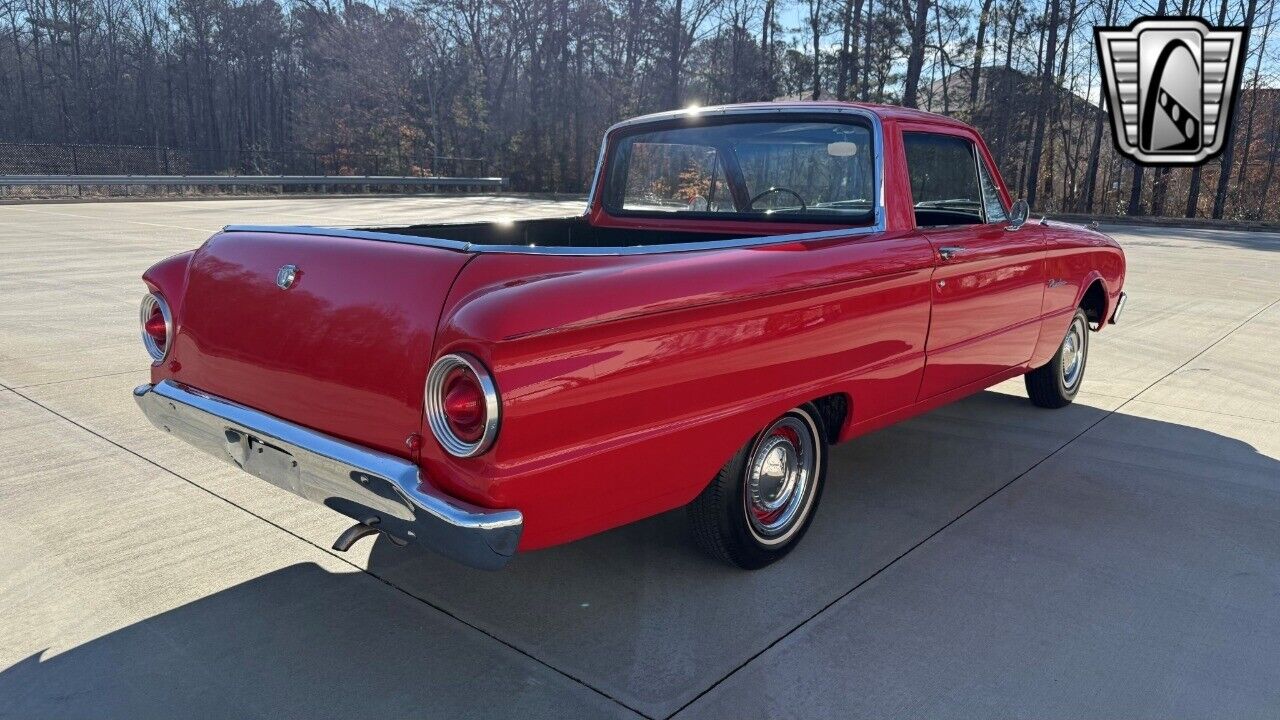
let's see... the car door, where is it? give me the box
[903,129,1048,399]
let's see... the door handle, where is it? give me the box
[938,246,965,261]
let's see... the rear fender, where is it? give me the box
[141,250,196,319]
[425,233,935,550]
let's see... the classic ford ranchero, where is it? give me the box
[135,102,1127,570]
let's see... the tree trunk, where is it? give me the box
[1255,100,1280,217]
[761,0,776,100]
[836,0,863,99]
[809,0,824,99]
[1082,97,1106,212]
[968,0,995,110]
[860,0,875,100]
[1211,0,1258,218]
[1082,0,1119,213]
[1235,0,1273,188]
[668,0,684,108]
[1024,0,1061,210]
[900,0,931,108]
[1188,0,1231,217]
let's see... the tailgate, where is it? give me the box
[170,230,471,457]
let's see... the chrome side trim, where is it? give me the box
[223,105,888,258]
[222,225,473,252]
[221,222,887,257]
[133,381,522,569]
[1109,291,1128,324]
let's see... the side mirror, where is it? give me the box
[1007,199,1029,231]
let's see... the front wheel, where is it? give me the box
[1025,308,1089,408]
[688,405,828,569]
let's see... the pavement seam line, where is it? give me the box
[1129,295,1280,406]
[6,205,217,233]
[10,370,144,390]
[666,292,1280,720]
[1122,397,1280,426]
[4,387,653,720]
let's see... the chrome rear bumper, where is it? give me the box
[133,381,522,570]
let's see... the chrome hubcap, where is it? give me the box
[745,414,817,545]
[1061,319,1085,389]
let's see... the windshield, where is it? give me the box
[604,118,875,223]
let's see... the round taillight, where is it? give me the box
[139,293,172,363]
[443,368,486,442]
[425,353,499,457]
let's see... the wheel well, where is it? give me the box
[1079,280,1107,327]
[810,393,849,444]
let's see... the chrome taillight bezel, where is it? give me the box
[139,293,173,364]
[425,353,500,457]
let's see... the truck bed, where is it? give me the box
[360,216,751,250]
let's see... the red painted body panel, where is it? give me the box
[139,101,1127,554]
[427,231,935,548]
[149,231,470,458]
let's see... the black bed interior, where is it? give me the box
[360,216,752,249]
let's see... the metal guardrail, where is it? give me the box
[0,174,507,187]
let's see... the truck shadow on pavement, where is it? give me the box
[5,392,1279,719]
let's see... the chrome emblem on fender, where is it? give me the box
[1095,17,1247,165]
[276,264,298,289]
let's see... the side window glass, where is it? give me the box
[902,132,984,227]
[977,157,1008,223]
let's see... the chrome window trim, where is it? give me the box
[222,105,887,257]
[139,292,173,364]
[425,353,501,457]
[585,104,886,231]
[973,147,1010,224]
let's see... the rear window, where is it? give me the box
[605,117,875,224]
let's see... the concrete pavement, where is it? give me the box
[1,197,1277,719]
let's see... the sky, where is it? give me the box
[768,0,1279,100]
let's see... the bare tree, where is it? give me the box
[1211,0,1262,218]
[900,0,931,107]
[968,0,997,107]
[0,0,1276,217]
[1082,0,1120,212]
[1024,0,1061,210]
[806,0,825,99]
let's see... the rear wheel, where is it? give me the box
[688,405,827,569]
[1026,308,1089,408]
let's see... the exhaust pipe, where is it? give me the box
[332,517,408,552]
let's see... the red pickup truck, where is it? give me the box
[134,101,1126,570]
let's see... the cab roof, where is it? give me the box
[611,101,976,133]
